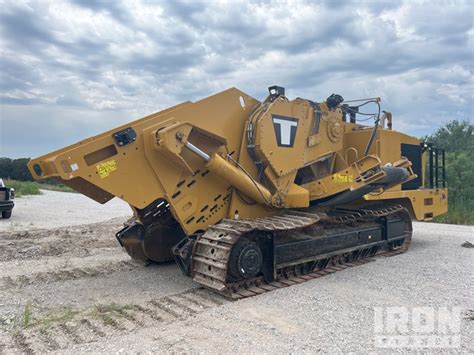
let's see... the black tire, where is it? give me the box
[2,210,12,219]
[228,238,263,280]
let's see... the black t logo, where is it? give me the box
[272,115,298,147]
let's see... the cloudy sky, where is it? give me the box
[0,0,472,158]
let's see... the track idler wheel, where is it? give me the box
[228,238,263,280]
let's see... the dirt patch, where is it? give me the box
[0,218,126,261]
[1,259,140,288]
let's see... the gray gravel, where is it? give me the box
[72,221,474,353]
[0,189,132,232]
[0,190,472,353]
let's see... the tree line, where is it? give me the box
[0,158,32,181]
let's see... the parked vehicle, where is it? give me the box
[0,178,14,219]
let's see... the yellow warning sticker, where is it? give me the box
[97,159,117,178]
[333,173,353,183]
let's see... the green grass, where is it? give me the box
[34,307,79,330]
[9,302,137,330]
[7,306,79,331]
[2,303,36,330]
[4,179,75,196]
[22,303,32,328]
[2,303,137,331]
[36,182,75,193]
[434,203,474,225]
[5,179,41,197]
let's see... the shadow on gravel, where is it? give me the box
[408,238,439,251]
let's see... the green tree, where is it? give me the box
[0,157,33,181]
[11,158,33,181]
[0,158,13,178]
[425,120,473,153]
[424,120,474,224]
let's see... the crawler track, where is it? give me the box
[191,205,412,299]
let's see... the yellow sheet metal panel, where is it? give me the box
[365,188,448,220]
[28,88,260,236]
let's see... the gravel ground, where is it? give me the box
[0,191,472,353]
[0,190,132,232]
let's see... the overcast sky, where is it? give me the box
[0,0,472,158]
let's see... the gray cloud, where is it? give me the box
[0,0,473,158]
